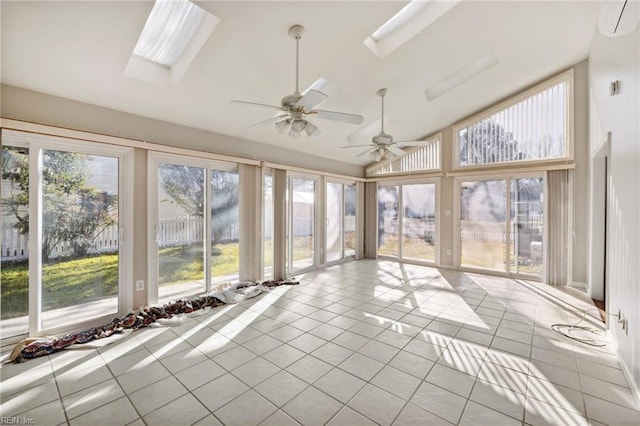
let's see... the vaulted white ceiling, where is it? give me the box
[1,1,599,166]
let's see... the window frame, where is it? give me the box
[285,171,321,276]
[376,177,440,266]
[324,177,358,266]
[451,69,574,172]
[1,129,134,338]
[147,151,239,305]
[453,171,547,279]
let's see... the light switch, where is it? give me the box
[444,209,452,216]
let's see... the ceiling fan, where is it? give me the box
[342,88,430,161]
[231,25,363,138]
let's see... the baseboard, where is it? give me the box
[571,281,587,291]
[617,344,640,409]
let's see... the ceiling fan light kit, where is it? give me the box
[231,24,363,139]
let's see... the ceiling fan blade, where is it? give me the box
[340,144,374,148]
[388,145,406,157]
[395,140,430,147]
[356,148,375,157]
[249,115,289,128]
[231,100,284,111]
[297,89,328,110]
[312,109,364,125]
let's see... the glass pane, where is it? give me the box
[511,177,544,276]
[41,150,119,329]
[1,145,30,337]
[460,179,507,271]
[211,169,239,284]
[402,184,436,262]
[263,172,273,280]
[286,178,291,274]
[157,164,205,303]
[344,184,357,258]
[378,185,399,257]
[458,80,568,166]
[290,177,314,271]
[326,182,343,263]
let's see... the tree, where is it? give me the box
[1,147,30,234]
[158,165,239,243]
[459,119,523,166]
[1,147,118,260]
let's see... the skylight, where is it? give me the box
[364,0,460,59]
[370,1,428,42]
[133,0,205,67]
[125,0,219,86]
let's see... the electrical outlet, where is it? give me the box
[446,249,452,256]
[136,280,144,291]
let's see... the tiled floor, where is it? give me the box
[1,260,639,425]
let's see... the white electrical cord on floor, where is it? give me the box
[550,308,612,347]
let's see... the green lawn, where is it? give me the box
[1,254,118,320]
[378,235,436,260]
[0,242,242,320]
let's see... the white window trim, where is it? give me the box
[285,171,320,276]
[147,151,239,305]
[377,178,440,266]
[2,130,134,337]
[324,178,358,267]
[451,69,574,171]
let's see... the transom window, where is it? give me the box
[454,71,572,168]
[366,135,440,177]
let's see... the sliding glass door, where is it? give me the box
[344,183,357,258]
[511,177,544,276]
[378,185,399,257]
[377,181,437,263]
[156,163,206,302]
[326,182,343,263]
[1,130,131,338]
[210,169,240,284]
[325,181,357,264]
[458,174,544,277]
[286,175,316,274]
[150,154,239,304]
[1,144,30,337]
[263,170,274,280]
[41,150,121,330]
[460,179,507,271]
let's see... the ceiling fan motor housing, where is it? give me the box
[373,131,394,145]
[281,94,303,108]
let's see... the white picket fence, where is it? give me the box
[1,217,242,261]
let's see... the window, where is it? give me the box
[366,135,440,177]
[1,130,132,338]
[458,174,544,277]
[454,71,572,168]
[263,169,274,280]
[378,181,437,263]
[326,181,357,263]
[286,175,317,274]
[149,153,239,304]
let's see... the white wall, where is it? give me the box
[0,84,365,178]
[588,25,640,397]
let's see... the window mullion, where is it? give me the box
[28,146,43,335]
[205,168,212,292]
